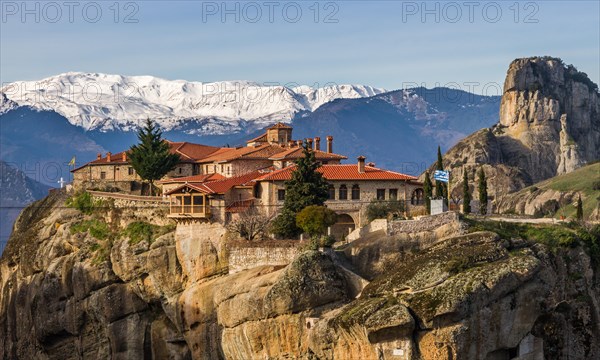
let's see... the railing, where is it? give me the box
[168,203,210,218]
[88,190,167,203]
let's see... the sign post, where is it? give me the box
[434,170,450,211]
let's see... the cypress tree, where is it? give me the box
[128,119,180,196]
[271,142,330,238]
[462,170,471,214]
[423,171,433,214]
[478,167,488,215]
[576,194,584,220]
[435,146,446,200]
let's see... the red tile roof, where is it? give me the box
[72,141,221,171]
[268,122,293,129]
[173,142,221,160]
[198,144,284,163]
[157,173,225,184]
[246,133,268,143]
[254,164,419,182]
[164,183,213,195]
[269,148,347,161]
[202,169,265,193]
[165,168,269,195]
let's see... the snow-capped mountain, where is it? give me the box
[0,72,386,134]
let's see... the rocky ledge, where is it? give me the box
[0,190,599,359]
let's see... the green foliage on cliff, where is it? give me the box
[121,221,175,245]
[566,65,599,93]
[66,192,102,215]
[70,219,111,240]
[464,218,597,253]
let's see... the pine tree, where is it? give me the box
[271,143,330,238]
[128,119,180,196]
[462,170,471,214]
[435,146,446,200]
[576,194,584,221]
[478,167,488,215]
[423,171,433,214]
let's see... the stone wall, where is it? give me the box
[88,191,172,227]
[227,242,302,274]
[388,211,460,235]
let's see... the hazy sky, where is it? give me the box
[1,1,599,93]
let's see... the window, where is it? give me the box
[352,184,360,200]
[278,189,286,201]
[339,185,348,200]
[128,167,134,175]
[328,185,335,200]
[377,189,386,200]
[220,164,224,173]
[100,171,106,179]
[411,189,425,205]
[178,167,182,174]
[193,164,200,175]
[389,189,398,200]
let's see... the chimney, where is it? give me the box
[307,138,313,149]
[288,140,295,148]
[357,156,366,173]
[97,153,102,160]
[122,152,127,162]
[367,162,375,167]
[314,137,321,151]
[326,136,333,153]
[106,152,112,162]
[297,140,303,147]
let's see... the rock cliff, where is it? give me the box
[422,57,600,200]
[1,190,599,359]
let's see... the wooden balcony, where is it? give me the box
[168,194,211,219]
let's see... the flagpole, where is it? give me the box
[447,170,451,211]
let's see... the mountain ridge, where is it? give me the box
[1,72,387,133]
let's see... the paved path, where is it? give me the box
[485,216,565,225]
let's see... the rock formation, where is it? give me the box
[421,57,600,200]
[1,190,598,359]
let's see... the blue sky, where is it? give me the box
[1,1,599,93]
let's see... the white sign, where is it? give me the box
[392,348,404,356]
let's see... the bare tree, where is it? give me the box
[226,207,274,241]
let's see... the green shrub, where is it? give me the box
[366,200,404,221]
[592,180,600,191]
[271,209,302,239]
[296,205,337,238]
[465,218,580,250]
[66,192,99,215]
[121,221,175,245]
[70,219,111,240]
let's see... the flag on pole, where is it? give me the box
[68,156,76,166]
[434,170,449,183]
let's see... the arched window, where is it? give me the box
[339,185,348,200]
[328,184,335,200]
[411,189,424,205]
[351,184,360,200]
